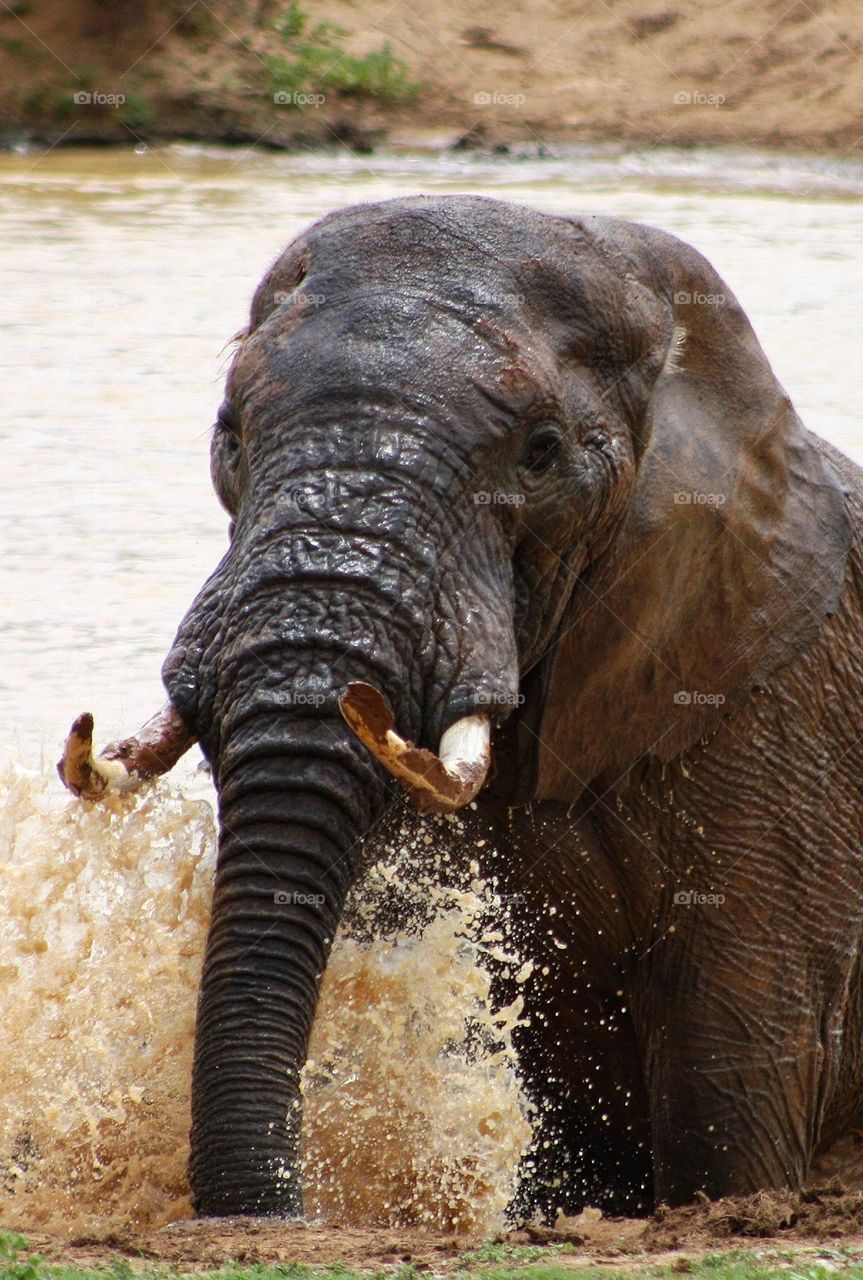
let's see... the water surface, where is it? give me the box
[1,142,861,762]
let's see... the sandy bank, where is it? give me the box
[0,0,861,158]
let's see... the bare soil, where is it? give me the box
[17,1190,863,1274]
[1,0,862,157]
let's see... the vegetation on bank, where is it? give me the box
[0,0,419,148]
[1,0,861,153]
[6,1231,863,1280]
[262,3,419,106]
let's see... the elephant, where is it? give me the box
[59,194,863,1220]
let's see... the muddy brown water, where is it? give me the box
[1,144,862,1246]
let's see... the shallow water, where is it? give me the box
[0,142,861,1233]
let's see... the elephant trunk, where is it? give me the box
[168,462,521,1214]
[189,711,387,1216]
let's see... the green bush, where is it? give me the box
[265,2,419,107]
[118,93,153,130]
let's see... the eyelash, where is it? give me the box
[216,404,241,457]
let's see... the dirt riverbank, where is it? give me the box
[1,0,861,158]
[15,1189,863,1274]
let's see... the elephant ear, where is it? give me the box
[525,219,853,800]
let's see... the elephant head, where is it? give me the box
[59,195,849,1215]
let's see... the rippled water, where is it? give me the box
[0,143,861,1234]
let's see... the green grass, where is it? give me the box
[465,1253,863,1280]
[0,35,30,56]
[117,93,153,130]
[671,1251,863,1280]
[5,1234,863,1280]
[263,1,420,107]
[73,65,99,91]
[20,86,78,120]
[458,1243,575,1266]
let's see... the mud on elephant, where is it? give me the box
[60,195,863,1218]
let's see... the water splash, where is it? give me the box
[0,759,213,1232]
[301,857,533,1234]
[0,759,532,1236]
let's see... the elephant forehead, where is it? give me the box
[253,198,648,327]
[228,333,560,474]
[230,282,563,431]
[222,197,674,468]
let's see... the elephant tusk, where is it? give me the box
[338,681,491,816]
[57,701,196,800]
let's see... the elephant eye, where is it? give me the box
[522,427,563,475]
[217,400,240,435]
[216,401,242,459]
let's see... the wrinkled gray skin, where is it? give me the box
[162,195,863,1218]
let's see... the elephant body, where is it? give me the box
[372,472,863,1217]
[142,195,863,1216]
[485,483,863,1210]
